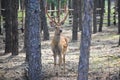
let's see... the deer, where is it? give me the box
[51,26,68,74]
[45,4,69,74]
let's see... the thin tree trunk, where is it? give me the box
[78,0,82,31]
[98,0,105,32]
[25,14,28,61]
[23,0,29,62]
[11,0,19,55]
[118,36,120,46]
[25,0,42,79]
[25,0,28,61]
[20,0,25,10]
[118,0,120,34]
[93,0,97,33]
[4,0,12,54]
[113,0,117,26]
[40,0,49,40]
[108,0,111,26]
[0,0,2,35]
[68,0,73,24]
[118,1,120,46]
[72,0,78,41]
[77,0,93,80]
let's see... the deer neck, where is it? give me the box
[53,34,61,45]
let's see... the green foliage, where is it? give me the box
[61,0,67,6]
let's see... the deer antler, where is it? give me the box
[45,3,69,27]
[45,5,58,26]
[59,6,69,25]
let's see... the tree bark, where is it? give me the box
[25,0,29,61]
[40,0,49,40]
[0,0,1,35]
[93,0,97,33]
[78,0,82,31]
[25,0,42,79]
[11,0,19,55]
[113,0,117,26]
[108,0,111,26]
[20,0,25,10]
[4,0,12,54]
[118,0,120,34]
[68,0,73,24]
[118,36,120,46]
[77,0,93,80]
[72,0,78,41]
[98,0,105,32]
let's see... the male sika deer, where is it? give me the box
[51,26,68,74]
[45,4,69,74]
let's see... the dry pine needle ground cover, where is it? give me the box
[0,25,120,80]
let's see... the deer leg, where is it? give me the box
[53,54,57,74]
[58,54,62,66]
[57,54,62,75]
[63,54,65,74]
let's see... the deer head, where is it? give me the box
[54,26,62,36]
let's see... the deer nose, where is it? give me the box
[60,29,62,33]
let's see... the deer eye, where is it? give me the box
[55,27,57,29]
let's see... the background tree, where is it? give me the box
[40,0,49,40]
[20,0,25,10]
[11,0,19,55]
[72,0,78,41]
[113,0,117,26]
[68,0,73,24]
[0,0,2,35]
[118,36,120,46]
[4,0,19,55]
[4,0,12,54]
[25,0,42,79]
[118,0,120,34]
[118,0,120,45]
[98,0,105,32]
[25,2,28,61]
[108,0,111,26]
[78,0,82,31]
[77,0,93,80]
[93,0,97,33]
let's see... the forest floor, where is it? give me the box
[0,25,120,80]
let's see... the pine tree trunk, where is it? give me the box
[98,0,105,32]
[118,0,120,34]
[0,0,2,35]
[25,0,42,79]
[78,0,82,31]
[40,0,49,40]
[72,0,78,41]
[118,36,120,46]
[11,0,19,55]
[68,0,73,24]
[108,0,111,26]
[93,0,97,33]
[77,0,92,80]
[20,0,25,10]
[4,0,12,54]
[25,0,28,61]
